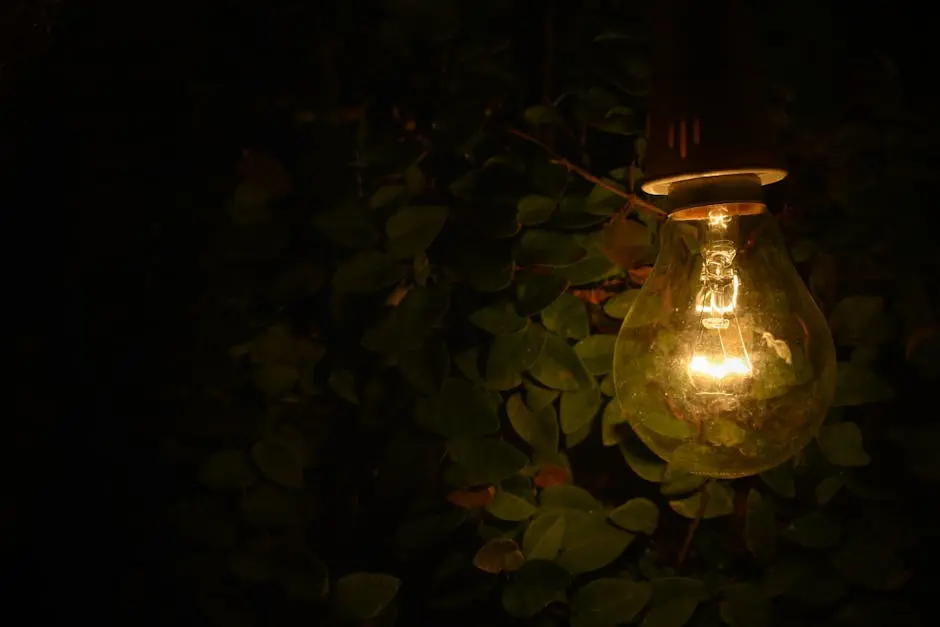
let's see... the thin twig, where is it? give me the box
[677,478,714,568]
[507,128,667,218]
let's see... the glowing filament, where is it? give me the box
[688,355,751,379]
[695,273,739,316]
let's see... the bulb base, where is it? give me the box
[665,173,765,215]
[641,0,787,196]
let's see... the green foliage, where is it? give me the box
[169,2,938,626]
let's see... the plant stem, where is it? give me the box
[507,128,667,218]
[677,478,714,568]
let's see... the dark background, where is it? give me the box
[4,0,938,623]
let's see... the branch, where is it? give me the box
[507,128,667,218]
[677,478,713,568]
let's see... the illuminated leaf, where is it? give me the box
[609,497,659,534]
[523,513,566,560]
[333,572,401,621]
[447,437,529,486]
[528,332,595,391]
[560,387,601,434]
[541,293,590,339]
[574,334,617,374]
[447,486,495,509]
[669,482,735,519]
[540,485,602,512]
[517,194,557,225]
[487,488,537,521]
[506,393,559,454]
[474,537,525,574]
[469,300,528,334]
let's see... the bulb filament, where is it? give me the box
[688,207,753,383]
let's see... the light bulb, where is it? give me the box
[613,202,836,478]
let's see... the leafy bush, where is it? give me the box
[165,2,940,626]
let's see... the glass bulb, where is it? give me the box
[612,203,836,478]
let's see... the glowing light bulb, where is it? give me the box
[612,202,836,478]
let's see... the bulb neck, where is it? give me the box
[665,173,764,215]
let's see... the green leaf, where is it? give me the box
[541,293,590,340]
[584,182,627,216]
[447,437,529,486]
[815,475,846,505]
[784,511,841,549]
[454,244,514,292]
[574,335,617,375]
[745,489,777,563]
[571,579,652,627]
[507,393,559,455]
[525,380,560,412]
[601,398,629,446]
[609,497,659,534]
[370,185,405,209]
[832,361,894,406]
[241,484,304,527]
[313,204,380,248]
[669,482,734,519]
[619,438,667,483]
[816,422,870,466]
[469,300,527,334]
[516,230,586,267]
[251,438,305,489]
[529,332,595,391]
[540,485,602,512]
[524,105,565,126]
[600,216,651,269]
[599,374,615,396]
[560,388,601,434]
[333,250,405,293]
[759,462,796,498]
[198,450,258,490]
[385,205,449,258]
[487,488,537,521]
[641,577,706,627]
[603,290,639,319]
[398,336,450,394]
[515,270,569,317]
[486,324,547,389]
[517,194,557,225]
[523,513,566,560]
[556,513,634,574]
[720,582,772,627]
[501,559,571,618]
[333,572,401,621]
[420,378,500,438]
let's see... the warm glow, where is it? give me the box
[688,355,751,379]
[695,273,739,316]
